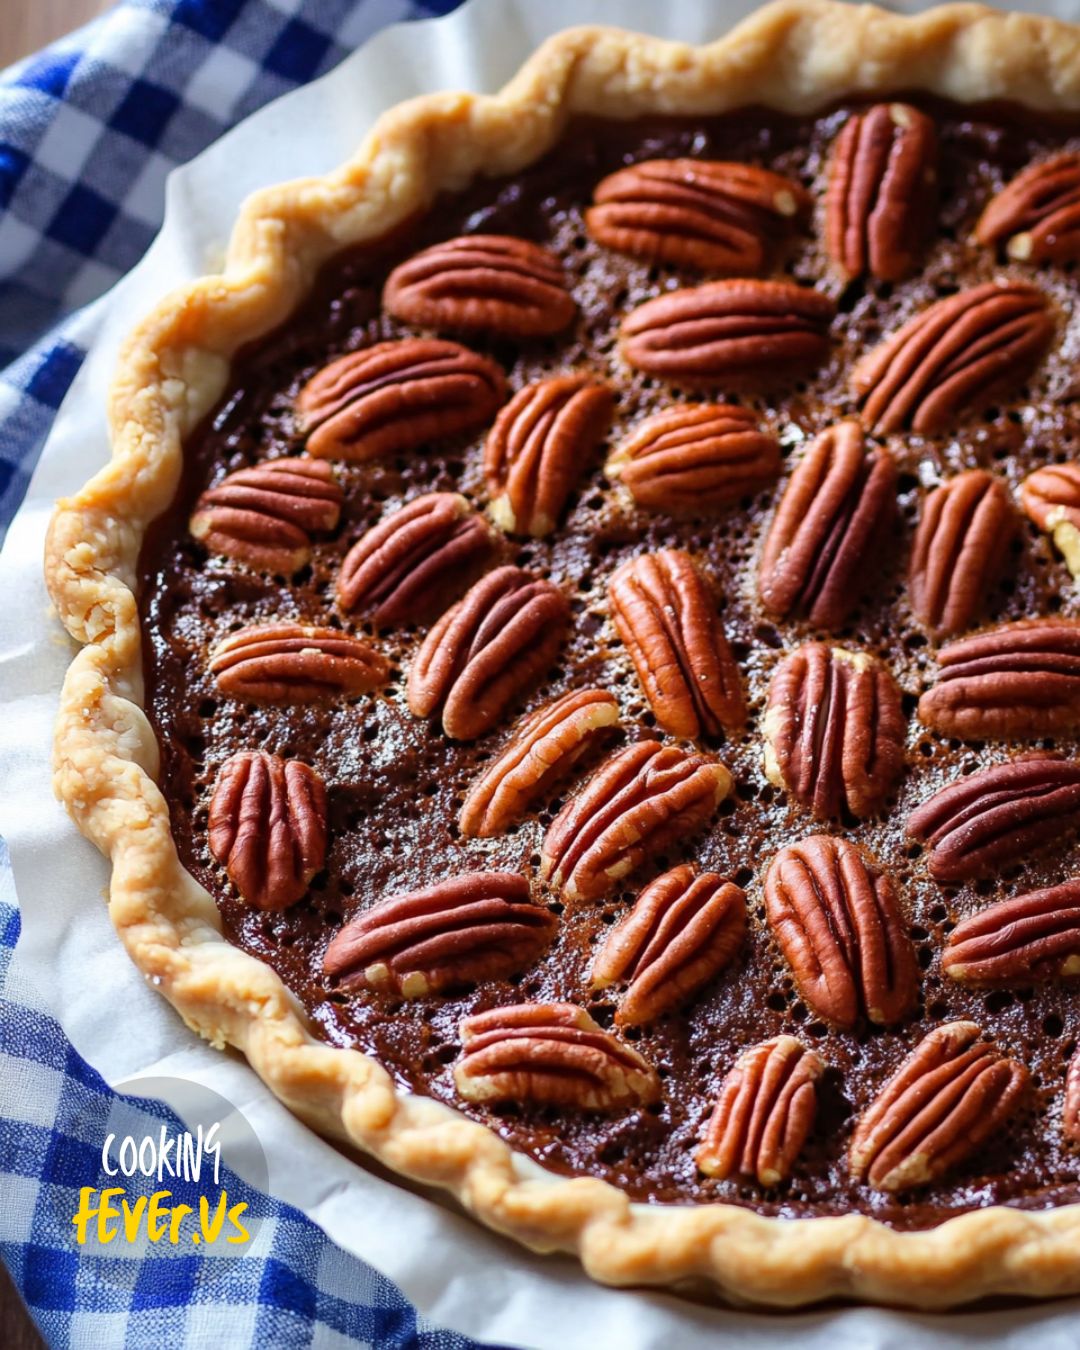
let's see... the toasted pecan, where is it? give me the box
[825,102,937,281]
[976,154,1080,263]
[383,235,574,337]
[591,864,746,1024]
[918,618,1080,739]
[406,565,569,740]
[906,754,1080,882]
[458,689,619,838]
[208,751,327,911]
[763,644,905,821]
[850,1022,1028,1191]
[190,458,342,572]
[454,1003,661,1111]
[1022,462,1080,579]
[588,158,809,273]
[323,872,556,996]
[337,492,495,625]
[605,404,780,514]
[758,421,896,629]
[943,881,1080,987]
[608,549,746,740]
[484,376,612,537]
[908,470,1015,637]
[765,835,918,1029]
[541,741,732,902]
[851,282,1053,435]
[697,1037,823,1186]
[621,280,834,384]
[297,338,505,461]
[210,623,389,702]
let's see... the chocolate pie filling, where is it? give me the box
[139,100,1080,1228]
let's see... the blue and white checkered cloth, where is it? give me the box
[0,2,507,1345]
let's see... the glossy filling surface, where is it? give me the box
[139,100,1080,1227]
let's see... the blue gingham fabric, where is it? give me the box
[0,2,507,1345]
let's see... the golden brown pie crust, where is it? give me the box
[44,1,1080,1307]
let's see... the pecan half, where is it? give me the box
[458,688,620,838]
[296,338,506,461]
[210,622,389,702]
[484,376,613,536]
[605,403,781,514]
[453,1003,661,1111]
[757,421,897,629]
[763,645,904,821]
[322,872,557,997]
[943,880,1080,987]
[908,470,1015,637]
[208,750,326,910]
[696,1036,823,1186]
[764,836,918,1029]
[1066,1048,1080,1145]
[976,154,1080,263]
[1022,463,1080,578]
[337,492,495,625]
[383,235,575,337]
[406,565,569,740]
[918,618,1080,739]
[620,280,835,384]
[825,103,937,282]
[906,754,1080,882]
[189,458,342,573]
[540,741,732,902]
[849,1022,1028,1191]
[591,865,746,1025]
[587,158,810,274]
[851,281,1053,434]
[608,549,746,740]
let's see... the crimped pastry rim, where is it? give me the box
[43,0,1080,1309]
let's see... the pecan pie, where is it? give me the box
[45,0,1080,1309]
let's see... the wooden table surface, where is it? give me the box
[1,0,113,70]
[3,9,116,1346]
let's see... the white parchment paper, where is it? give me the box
[2,1,1080,1343]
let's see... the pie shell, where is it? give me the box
[43,0,1080,1308]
